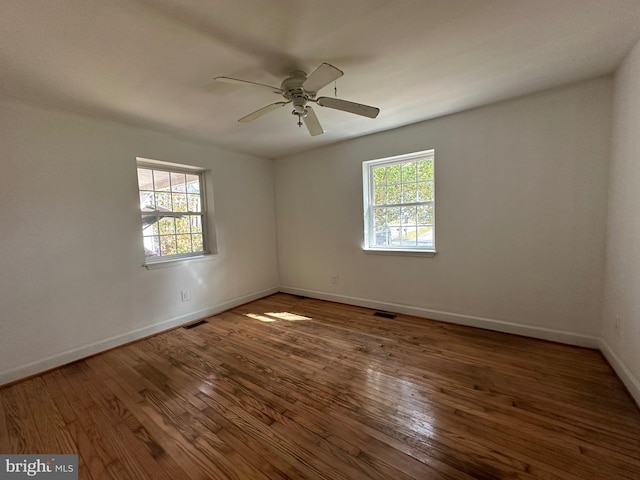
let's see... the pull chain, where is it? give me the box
[334,81,337,97]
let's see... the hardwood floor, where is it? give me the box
[1,293,639,479]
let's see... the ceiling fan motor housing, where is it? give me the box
[282,71,314,115]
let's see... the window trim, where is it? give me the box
[136,157,211,266]
[362,149,436,254]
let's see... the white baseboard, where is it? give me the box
[0,286,278,387]
[280,286,600,349]
[8,285,637,409]
[599,338,640,407]
[281,287,640,405]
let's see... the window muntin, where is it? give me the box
[363,150,435,251]
[136,162,207,261]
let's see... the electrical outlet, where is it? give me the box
[181,289,191,302]
[330,274,340,285]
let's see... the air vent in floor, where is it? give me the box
[373,311,397,319]
[183,320,208,330]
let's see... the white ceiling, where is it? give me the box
[1,0,640,159]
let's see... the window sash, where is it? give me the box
[372,200,434,209]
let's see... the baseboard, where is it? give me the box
[289,287,640,408]
[0,286,279,387]
[279,286,600,349]
[5,285,627,397]
[599,338,640,407]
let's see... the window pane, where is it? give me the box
[417,204,434,224]
[175,216,190,234]
[186,174,200,193]
[387,185,401,204]
[387,164,401,184]
[374,226,391,246]
[390,227,401,245]
[137,169,154,190]
[140,191,154,211]
[402,206,417,225]
[402,184,417,203]
[171,172,187,192]
[388,207,401,226]
[187,194,201,212]
[191,216,202,233]
[417,226,434,247]
[143,236,160,257]
[417,181,434,201]
[401,226,417,246]
[402,162,417,182]
[373,166,387,185]
[373,207,386,227]
[172,193,188,212]
[158,217,175,235]
[192,233,204,252]
[374,186,386,205]
[160,235,177,256]
[153,170,170,191]
[142,215,159,236]
[417,159,434,181]
[156,192,172,211]
[176,234,192,254]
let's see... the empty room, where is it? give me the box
[1,1,640,479]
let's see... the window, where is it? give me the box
[363,149,435,252]
[136,159,208,263]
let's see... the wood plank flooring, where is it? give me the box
[1,293,639,479]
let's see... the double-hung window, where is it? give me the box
[136,159,208,263]
[363,149,435,252]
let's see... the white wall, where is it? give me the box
[601,37,640,403]
[275,78,612,345]
[0,75,624,389]
[0,98,279,385]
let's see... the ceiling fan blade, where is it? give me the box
[303,107,324,136]
[302,63,344,93]
[316,97,380,118]
[238,102,289,123]
[214,76,283,94]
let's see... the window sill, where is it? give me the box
[143,253,217,270]
[362,248,437,258]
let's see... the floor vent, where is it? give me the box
[292,295,308,299]
[183,320,208,330]
[373,311,397,319]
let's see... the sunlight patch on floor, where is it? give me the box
[265,312,311,321]
[244,312,312,322]
[245,313,277,322]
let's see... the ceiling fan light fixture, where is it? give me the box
[292,100,306,114]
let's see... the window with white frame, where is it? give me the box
[363,150,435,252]
[136,159,208,262]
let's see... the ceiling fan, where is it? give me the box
[214,63,380,136]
